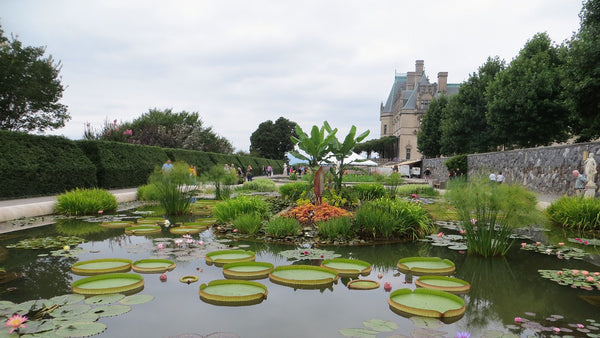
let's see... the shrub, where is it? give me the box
[322,187,359,208]
[444,178,542,257]
[546,196,600,231]
[213,195,271,223]
[316,216,353,240]
[354,198,433,240]
[137,184,161,202]
[236,178,278,192]
[55,188,118,216]
[232,213,264,235]
[383,172,403,197]
[281,203,351,225]
[279,182,310,202]
[342,174,384,183]
[396,184,439,197]
[353,183,386,201]
[264,217,302,237]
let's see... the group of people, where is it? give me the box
[488,171,505,184]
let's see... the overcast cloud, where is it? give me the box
[0,0,583,152]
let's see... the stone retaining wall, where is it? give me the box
[423,141,600,196]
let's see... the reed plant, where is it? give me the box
[55,188,118,215]
[235,178,278,193]
[279,182,310,202]
[353,198,433,240]
[353,183,386,201]
[264,217,302,237]
[316,216,353,240]
[444,178,542,257]
[213,195,271,223]
[546,195,600,231]
[137,184,161,202]
[383,172,403,198]
[148,161,197,215]
[396,184,439,198]
[232,213,264,235]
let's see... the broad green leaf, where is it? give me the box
[338,328,378,337]
[55,322,107,337]
[119,294,154,305]
[84,294,125,305]
[362,319,398,332]
[91,304,131,317]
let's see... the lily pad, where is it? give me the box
[363,319,399,332]
[50,304,92,318]
[169,227,203,235]
[347,279,380,290]
[5,236,86,250]
[125,225,162,235]
[388,288,465,319]
[72,258,132,275]
[55,322,107,337]
[278,248,341,261]
[199,279,268,306]
[84,294,126,305]
[269,265,338,289]
[321,258,372,278]
[48,294,85,306]
[99,221,135,229]
[222,262,274,280]
[415,276,470,293]
[90,304,131,317]
[132,259,176,273]
[397,257,456,276]
[338,328,378,337]
[206,250,255,267]
[71,273,144,295]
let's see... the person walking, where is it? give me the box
[246,165,253,182]
[573,170,588,196]
[161,159,173,173]
[424,168,431,183]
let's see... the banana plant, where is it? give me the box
[327,125,370,191]
[289,122,338,168]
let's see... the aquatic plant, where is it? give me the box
[232,213,263,235]
[213,195,271,223]
[55,188,118,215]
[148,161,197,215]
[264,217,302,238]
[5,314,27,334]
[546,195,600,231]
[315,216,353,240]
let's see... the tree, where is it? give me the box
[439,57,505,155]
[486,33,570,149]
[0,26,69,132]
[564,0,600,141]
[354,136,397,159]
[289,123,338,167]
[417,96,448,157]
[249,117,297,159]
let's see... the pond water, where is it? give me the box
[0,213,599,338]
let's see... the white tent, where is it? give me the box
[329,152,378,166]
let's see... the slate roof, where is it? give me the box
[381,73,407,113]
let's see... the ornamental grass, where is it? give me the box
[444,178,542,257]
[235,178,278,193]
[278,182,310,202]
[546,195,600,231]
[213,195,271,224]
[352,183,387,201]
[315,216,353,240]
[396,184,439,198]
[232,213,264,235]
[264,217,302,237]
[55,188,118,216]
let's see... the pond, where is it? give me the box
[0,210,599,338]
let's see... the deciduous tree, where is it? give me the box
[249,117,297,159]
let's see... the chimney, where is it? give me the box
[407,72,416,90]
[415,60,424,76]
[437,72,448,94]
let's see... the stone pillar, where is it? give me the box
[585,182,597,198]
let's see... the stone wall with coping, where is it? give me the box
[423,142,600,196]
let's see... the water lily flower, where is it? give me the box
[320,255,324,258]
[198,240,204,245]
[514,317,522,323]
[584,240,589,245]
[304,251,309,255]
[159,273,167,281]
[383,282,392,291]
[437,232,444,237]
[572,269,579,275]
[557,271,563,275]
[586,276,594,282]
[535,242,541,246]
[558,242,564,246]
[233,229,238,233]
[545,249,552,254]
[575,238,582,242]
[97,210,104,214]
[582,270,589,276]
[594,272,600,276]
[377,273,383,279]
[174,239,184,246]
[553,327,560,333]
[186,239,194,244]
[456,332,470,338]
[577,324,584,329]
[459,230,466,234]
[157,243,164,250]
[470,219,477,225]
[183,234,191,239]
[63,245,70,251]
[521,243,527,248]
[5,314,27,334]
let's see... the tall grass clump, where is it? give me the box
[55,188,118,216]
[279,181,310,202]
[148,161,197,215]
[264,217,302,237]
[316,216,353,240]
[444,178,542,257]
[546,195,600,231]
[213,195,271,223]
[353,198,433,240]
[396,184,439,198]
[353,183,386,201]
[236,178,278,193]
[201,165,236,200]
[232,213,264,235]
[384,172,403,197]
[137,184,161,202]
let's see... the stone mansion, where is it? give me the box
[379,60,460,161]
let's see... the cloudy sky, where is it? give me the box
[0,0,584,152]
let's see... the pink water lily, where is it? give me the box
[553,327,560,333]
[584,240,589,245]
[233,229,238,233]
[198,240,204,245]
[470,219,477,224]
[558,242,564,246]
[545,249,552,254]
[97,210,104,214]
[535,242,541,246]
[437,232,444,237]
[456,332,470,338]
[514,317,522,323]
[5,314,27,334]
[577,324,585,329]
[521,243,527,248]
[594,272,600,276]
[572,269,579,275]
[459,230,466,234]
[582,270,589,276]
[157,243,164,250]
[586,276,595,282]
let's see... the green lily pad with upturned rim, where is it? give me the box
[321,258,372,278]
[205,249,256,267]
[71,273,144,295]
[222,262,274,280]
[136,217,167,224]
[415,276,470,293]
[124,225,162,235]
[269,265,338,289]
[132,259,176,273]
[347,279,380,290]
[397,257,455,276]
[199,279,268,306]
[99,221,135,229]
[169,227,203,235]
[388,288,465,319]
[71,258,132,276]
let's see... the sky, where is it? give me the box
[0,0,584,153]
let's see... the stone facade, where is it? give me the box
[423,142,600,196]
[380,60,459,161]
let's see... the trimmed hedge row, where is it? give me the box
[0,131,284,199]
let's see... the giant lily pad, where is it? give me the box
[55,321,107,337]
[397,257,455,276]
[132,259,176,273]
[388,288,465,320]
[321,258,372,278]
[137,217,168,225]
[71,258,132,276]
[415,276,470,293]
[124,225,162,236]
[169,227,203,235]
[99,221,135,229]
[222,262,274,280]
[199,279,268,306]
[119,294,154,305]
[205,249,255,267]
[71,273,144,295]
[269,265,338,289]
[347,279,380,290]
